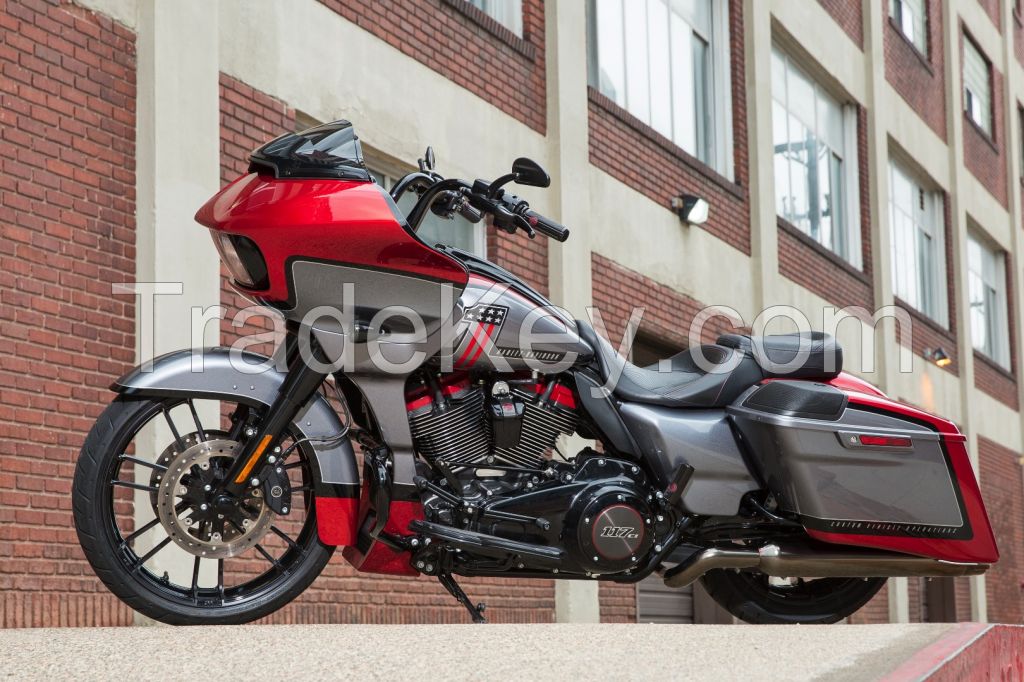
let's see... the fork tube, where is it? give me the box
[219,335,329,497]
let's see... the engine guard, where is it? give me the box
[112,347,360,546]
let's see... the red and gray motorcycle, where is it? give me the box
[73,121,998,624]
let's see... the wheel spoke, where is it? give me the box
[132,536,171,571]
[191,556,201,601]
[254,543,284,570]
[187,400,207,442]
[111,479,157,493]
[217,559,225,601]
[270,525,300,551]
[282,461,303,471]
[163,408,186,451]
[118,454,168,472]
[120,516,161,548]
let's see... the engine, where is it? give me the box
[406,372,578,469]
[406,373,663,577]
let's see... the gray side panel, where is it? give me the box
[113,348,358,489]
[729,396,962,529]
[618,404,758,516]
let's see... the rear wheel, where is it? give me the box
[73,396,334,625]
[699,569,885,624]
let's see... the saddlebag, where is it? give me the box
[727,380,968,539]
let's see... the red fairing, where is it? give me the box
[195,173,469,305]
[342,501,425,576]
[807,389,999,564]
[314,496,359,546]
[826,371,887,398]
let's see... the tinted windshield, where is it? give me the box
[249,120,371,181]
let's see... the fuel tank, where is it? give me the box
[451,275,594,373]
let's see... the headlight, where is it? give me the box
[212,232,268,289]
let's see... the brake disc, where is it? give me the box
[155,438,273,559]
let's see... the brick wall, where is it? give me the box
[962,31,1009,208]
[1015,10,1024,67]
[979,436,1024,624]
[590,253,745,351]
[884,0,947,141]
[848,582,889,623]
[0,0,136,627]
[818,0,864,48]
[318,0,546,133]
[586,0,750,256]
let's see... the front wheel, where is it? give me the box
[73,396,334,625]
[699,569,886,624]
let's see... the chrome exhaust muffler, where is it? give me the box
[662,543,989,589]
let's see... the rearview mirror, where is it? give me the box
[512,157,550,188]
[419,146,436,172]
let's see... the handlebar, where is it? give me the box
[523,208,569,242]
[404,174,569,243]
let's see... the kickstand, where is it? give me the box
[438,572,487,624]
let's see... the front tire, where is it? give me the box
[699,569,886,624]
[73,396,334,625]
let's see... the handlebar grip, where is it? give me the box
[525,209,570,242]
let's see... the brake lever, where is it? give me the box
[513,214,536,238]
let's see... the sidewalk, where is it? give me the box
[0,622,1018,680]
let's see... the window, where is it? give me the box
[772,47,861,267]
[968,233,1010,368]
[587,0,733,175]
[890,0,927,55]
[468,0,522,37]
[369,165,485,256]
[963,37,992,136]
[889,160,947,326]
[1018,106,1024,179]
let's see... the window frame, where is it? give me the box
[467,0,523,37]
[586,0,734,179]
[888,157,948,327]
[967,231,1010,369]
[771,45,863,269]
[963,34,993,137]
[890,0,928,56]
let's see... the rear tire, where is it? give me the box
[699,569,885,624]
[73,397,335,625]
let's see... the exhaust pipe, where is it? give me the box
[663,543,989,589]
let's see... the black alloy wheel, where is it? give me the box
[73,396,334,625]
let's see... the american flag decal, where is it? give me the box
[456,304,508,367]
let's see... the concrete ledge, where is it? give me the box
[5,622,1020,680]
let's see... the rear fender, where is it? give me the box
[112,348,360,546]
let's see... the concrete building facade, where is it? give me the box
[2,0,1024,626]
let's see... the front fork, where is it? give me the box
[219,333,329,497]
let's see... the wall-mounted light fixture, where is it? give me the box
[670,194,709,225]
[925,347,952,368]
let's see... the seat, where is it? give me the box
[576,323,843,409]
[717,331,843,380]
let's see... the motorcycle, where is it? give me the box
[73,120,998,625]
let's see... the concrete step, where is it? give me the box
[0,622,1021,680]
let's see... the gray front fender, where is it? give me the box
[112,348,360,498]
